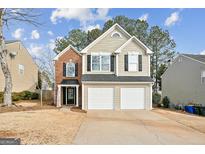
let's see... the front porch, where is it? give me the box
[56,79,80,107]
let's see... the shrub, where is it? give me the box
[12,93,21,101]
[162,96,170,108]
[152,93,161,104]
[31,92,39,99]
[20,91,32,100]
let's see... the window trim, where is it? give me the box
[18,64,24,75]
[91,52,111,72]
[201,70,205,84]
[128,52,139,72]
[66,62,75,77]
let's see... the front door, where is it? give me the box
[67,87,75,104]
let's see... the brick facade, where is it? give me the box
[54,47,82,106]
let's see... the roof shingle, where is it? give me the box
[182,54,205,63]
[82,74,153,82]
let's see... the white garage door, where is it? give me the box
[88,88,114,109]
[121,88,145,109]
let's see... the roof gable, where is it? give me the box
[81,23,132,54]
[115,36,152,54]
[53,45,81,61]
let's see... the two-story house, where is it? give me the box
[0,40,38,92]
[54,23,153,110]
[162,54,205,106]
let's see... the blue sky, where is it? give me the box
[3,8,205,57]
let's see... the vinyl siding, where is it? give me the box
[83,27,129,74]
[0,42,38,92]
[162,55,205,106]
[118,40,149,76]
[82,83,152,110]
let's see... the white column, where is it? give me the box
[57,85,61,107]
[82,84,84,109]
[65,87,67,105]
[76,86,79,106]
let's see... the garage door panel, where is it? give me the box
[88,88,114,109]
[121,88,145,109]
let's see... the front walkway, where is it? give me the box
[73,110,205,144]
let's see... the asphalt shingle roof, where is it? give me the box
[182,54,205,63]
[82,74,153,82]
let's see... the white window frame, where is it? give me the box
[18,64,24,75]
[91,52,111,72]
[66,62,75,77]
[201,70,205,84]
[128,52,139,72]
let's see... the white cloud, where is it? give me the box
[84,24,100,32]
[47,39,55,50]
[50,8,110,26]
[165,11,180,27]
[48,31,54,36]
[139,13,149,21]
[56,36,63,40]
[28,40,55,58]
[31,30,40,39]
[12,28,24,39]
[200,50,205,55]
[28,44,44,57]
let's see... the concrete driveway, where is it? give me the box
[73,110,205,145]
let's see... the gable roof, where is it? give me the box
[115,36,152,54]
[81,23,132,54]
[53,45,81,61]
[182,54,205,64]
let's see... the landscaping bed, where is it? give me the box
[0,100,56,114]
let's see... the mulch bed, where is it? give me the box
[0,103,56,114]
[70,106,87,113]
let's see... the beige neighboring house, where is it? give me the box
[0,40,38,92]
[54,23,153,110]
[162,54,205,106]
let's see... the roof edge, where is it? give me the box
[53,45,81,61]
[81,23,132,54]
[115,36,153,54]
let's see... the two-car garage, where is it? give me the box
[85,85,150,110]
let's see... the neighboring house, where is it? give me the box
[54,23,153,110]
[0,40,38,92]
[162,54,205,106]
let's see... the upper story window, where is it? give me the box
[201,70,205,84]
[91,53,110,72]
[18,64,24,75]
[66,62,75,77]
[128,54,138,71]
[111,31,122,38]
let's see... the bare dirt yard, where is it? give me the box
[153,108,205,134]
[0,101,86,144]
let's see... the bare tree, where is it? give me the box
[33,48,56,86]
[0,9,41,106]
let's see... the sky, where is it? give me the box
[3,8,205,58]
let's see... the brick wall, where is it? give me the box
[54,48,82,105]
